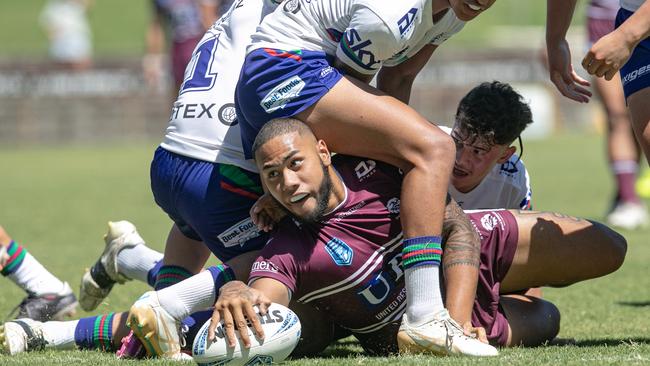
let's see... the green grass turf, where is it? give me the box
[1,133,649,365]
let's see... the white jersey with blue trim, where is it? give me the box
[160,0,280,173]
[621,0,644,11]
[249,0,464,75]
[440,126,532,210]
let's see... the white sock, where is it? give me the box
[405,265,444,325]
[8,252,66,295]
[156,270,216,320]
[42,320,78,350]
[116,244,163,283]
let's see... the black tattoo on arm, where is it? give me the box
[442,196,480,271]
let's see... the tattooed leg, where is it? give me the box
[440,196,481,326]
[501,210,627,293]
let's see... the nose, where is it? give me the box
[282,169,300,192]
[455,144,472,166]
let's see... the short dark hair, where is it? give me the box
[455,81,533,146]
[252,118,315,160]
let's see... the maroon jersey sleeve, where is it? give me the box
[248,218,313,294]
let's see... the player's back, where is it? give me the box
[249,0,462,73]
[161,0,279,172]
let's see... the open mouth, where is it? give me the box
[290,193,308,204]
[467,3,482,11]
[453,166,470,177]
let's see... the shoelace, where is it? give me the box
[12,320,48,352]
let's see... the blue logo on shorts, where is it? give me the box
[324,238,353,266]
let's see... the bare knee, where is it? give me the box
[405,126,455,173]
[592,221,627,274]
[503,296,560,347]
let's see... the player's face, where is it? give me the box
[448,0,495,21]
[450,123,514,193]
[257,133,334,222]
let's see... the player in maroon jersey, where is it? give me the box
[210,118,626,353]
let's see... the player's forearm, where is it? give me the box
[441,197,480,325]
[617,1,650,48]
[545,0,578,44]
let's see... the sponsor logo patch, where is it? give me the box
[218,103,237,126]
[480,213,498,231]
[320,66,334,79]
[260,75,306,113]
[324,237,354,266]
[499,160,519,175]
[479,212,505,231]
[398,8,418,36]
[218,218,261,247]
[251,260,279,273]
[622,63,650,86]
[355,160,376,181]
[386,198,400,214]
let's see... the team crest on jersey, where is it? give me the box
[355,160,376,181]
[324,237,353,266]
[218,218,261,247]
[386,198,400,214]
[218,103,237,126]
[261,75,306,113]
[480,212,504,231]
[398,8,418,37]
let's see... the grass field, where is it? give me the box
[0,133,649,365]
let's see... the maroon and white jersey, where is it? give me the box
[249,155,520,345]
[250,155,406,333]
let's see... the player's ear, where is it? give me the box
[496,146,516,164]
[317,139,332,166]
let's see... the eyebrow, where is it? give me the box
[262,150,300,170]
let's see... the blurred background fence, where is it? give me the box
[0,0,601,145]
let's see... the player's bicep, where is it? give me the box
[250,277,291,306]
[335,7,399,76]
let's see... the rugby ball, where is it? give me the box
[192,303,301,366]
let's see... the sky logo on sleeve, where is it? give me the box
[341,29,379,71]
[324,237,354,266]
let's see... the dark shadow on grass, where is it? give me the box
[560,338,650,347]
[617,301,650,307]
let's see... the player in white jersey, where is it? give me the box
[79,0,282,313]
[235,1,503,356]
[443,82,533,211]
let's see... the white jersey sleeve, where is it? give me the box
[335,6,402,75]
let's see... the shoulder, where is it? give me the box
[492,155,531,193]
